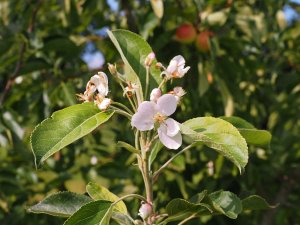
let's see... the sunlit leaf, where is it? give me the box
[30,103,114,166]
[86,182,127,214]
[181,117,248,173]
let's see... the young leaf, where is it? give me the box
[164,198,212,223]
[149,140,163,167]
[86,182,127,214]
[63,200,112,225]
[242,195,277,211]
[220,116,272,148]
[27,191,92,217]
[117,141,140,154]
[107,29,163,98]
[181,117,248,173]
[207,191,242,219]
[30,103,114,166]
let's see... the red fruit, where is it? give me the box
[175,24,197,44]
[196,31,214,52]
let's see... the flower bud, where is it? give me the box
[108,63,117,75]
[144,52,156,67]
[150,88,162,102]
[138,202,152,220]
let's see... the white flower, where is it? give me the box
[171,86,186,102]
[131,94,182,149]
[163,55,190,79]
[95,94,111,111]
[138,203,152,220]
[150,88,162,102]
[89,72,109,96]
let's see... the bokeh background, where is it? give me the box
[0,0,300,224]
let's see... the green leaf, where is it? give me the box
[63,200,112,225]
[27,192,92,217]
[112,212,133,225]
[117,141,139,154]
[220,116,272,148]
[30,103,114,166]
[149,140,163,166]
[181,117,248,173]
[164,198,212,223]
[107,29,163,98]
[242,195,277,211]
[208,191,242,219]
[86,182,127,214]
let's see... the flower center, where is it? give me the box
[154,113,166,123]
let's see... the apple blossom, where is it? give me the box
[131,94,182,149]
[89,72,109,96]
[162,55,190,79]
[95,94,111,110]
[150,88,162,102]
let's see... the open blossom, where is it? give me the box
[131,94,182,149]
[163,55,190,79]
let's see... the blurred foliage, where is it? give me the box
[0,0,299,225]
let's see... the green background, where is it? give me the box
[0,0,299,224]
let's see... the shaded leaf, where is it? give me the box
[27,192,92,217]
[63,200,112,225]
[242,195,277,211]
[30,103,114,166]
[117,141,139,154]
[165,198,212,223]
[208,191,242,219]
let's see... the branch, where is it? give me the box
[153,144,196,181]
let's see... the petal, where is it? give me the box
[156,94,177,116]
[172,55,185,67]
[158,123,182,150]
[131,112,154,131]
[90,75,101,86]
[165,118,180,137]
[131,101,156,131]
[166,60,178,74]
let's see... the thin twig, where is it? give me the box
[178,214,197,225]
[153,144,196,181]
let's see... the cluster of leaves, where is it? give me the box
[1,0,299,224]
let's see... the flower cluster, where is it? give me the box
[78,54,189,150]
[77,72,112,110]
[131,55,189,149]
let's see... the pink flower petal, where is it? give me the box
[156,94,177,116]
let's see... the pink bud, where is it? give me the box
[144,52,156,67]
[150,88,162,102]
[138,203,152,220]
